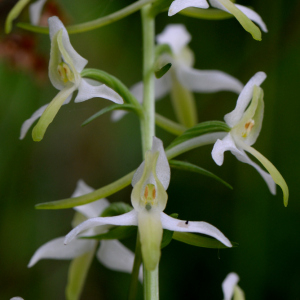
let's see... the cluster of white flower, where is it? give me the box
[5,0,289,298]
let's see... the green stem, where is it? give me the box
[144,264,159,300]
[140,4,159,300]
[166,132,226,160]
[17,0,156,34]
[140,5,156,153]
[155,113,187,136]
[128,236,143,300]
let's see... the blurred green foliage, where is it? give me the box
[1,0,300,299]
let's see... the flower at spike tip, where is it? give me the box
[28,180,142,281]
[64,136,232,271]
[222,273,245,300]
[20,16,123,141]
[211,72,289,206]
[168,0,267,41]
[112,24,243,126]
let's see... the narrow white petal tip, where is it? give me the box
[160,212,232,248]
[222,272,240,300]
[168,0,209,16]
[10,297,24,300]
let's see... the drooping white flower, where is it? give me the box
[222,272,245,300]
[65,136,232,271]
[28,180,142,281]
[168,0,267,41]
[212,72,289,206]
[112,24,243,126]
[20,16,123,141]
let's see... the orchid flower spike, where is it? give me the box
[168,0,267,41]
[65,137,232,271]
[212,72,289,206]
[113,24,243,126]
[28,180,142,283]
[222,273,245,300]
[20,16,123,141]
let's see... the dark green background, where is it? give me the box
[1,0,299,299]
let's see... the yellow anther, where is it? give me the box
[57,62,74,83]
[143,184,156,210]
[242,119,255,138]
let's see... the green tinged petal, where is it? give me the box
[217,0,261,41]
[65,248,95,300]
[138,210,162,271]
[243,143,289,206]
[233,285,245,300]
[179,7,232,20]
[170,72,198,127]
[32,85,76,141]
[5,0,30,34]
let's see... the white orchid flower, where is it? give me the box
[222,272,245,300]
[212,72,289,206]
[20,16,123,141]
[112,24,243,126]
[168,0,267,41]
[65,136,232,271]
[28,180,142,282]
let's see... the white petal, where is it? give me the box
[211,133,234,166]
[28,237,95,267]
[212,134,276,194]
[48,17,88,73]
[29,0,47,25]
[71,180,110,218]
[75,78,123,104]
[10,298,24,300]
[151,136,171,189]
[235,4,267,32]
[222,272,240,300]
[156,24,191,55]
[160,212,232,247]
[132,137,170,190]
[224,72,266,127]
[64,210,138,245]
[168,0,209,16]
[19,93,73,140]
[71,179,94,198]
[97,240,143,282]
[177,66,244,94]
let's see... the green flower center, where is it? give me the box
[57,62,75,84]
[242,119,255,138]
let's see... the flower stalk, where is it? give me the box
[140,4,159,299]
